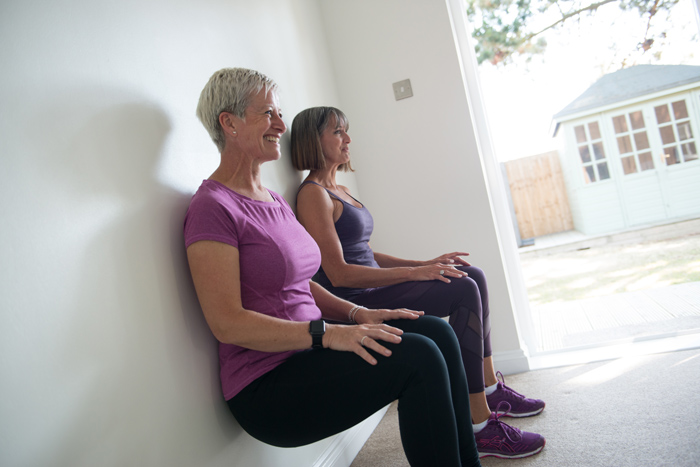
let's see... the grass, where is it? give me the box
[519,235,700,306]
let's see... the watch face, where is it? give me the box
[310,320,325,349]
[310,320,325,334]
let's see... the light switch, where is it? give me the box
[392,79,413,100]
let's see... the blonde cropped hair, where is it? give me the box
[196,68,278,152]
[291,106,354,172]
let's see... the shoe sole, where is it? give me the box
[496,406,545,418]
[478,442,545,459]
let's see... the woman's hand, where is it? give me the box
[428,251,471,267]
[354,307,424,325]
[409,262,468,283]
[323,323,404,365]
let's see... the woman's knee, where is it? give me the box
[442,276,482,318]
[391,329,443,363]
[397,316,461,355]
[386,333,455,394]
[459,266,487,292]
[417,314,455,337]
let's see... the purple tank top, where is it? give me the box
[299,181,380,300]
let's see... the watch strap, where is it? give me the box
[309,320,325,349]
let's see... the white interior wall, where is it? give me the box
[0,1,368,466]
[1,0,531,466]
[319,0,528,367]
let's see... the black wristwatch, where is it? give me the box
[309,320,326,349]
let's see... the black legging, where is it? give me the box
[227,316,481,467]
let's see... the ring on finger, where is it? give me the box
[439,270,445,275]
[360,336,368,346]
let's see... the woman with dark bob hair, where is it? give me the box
[184,68,484,466]
[291,106,546,460]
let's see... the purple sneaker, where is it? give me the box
[486,371,545,418]
[474,402,546,459]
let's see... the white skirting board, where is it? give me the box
[314,405,389,467]
[492,348,530,376]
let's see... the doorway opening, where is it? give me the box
[453,0,700,358]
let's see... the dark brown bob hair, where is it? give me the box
[291,106,354,172]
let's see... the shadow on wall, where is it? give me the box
[24,89,245,465]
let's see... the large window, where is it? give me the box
[655,99,698,165]
[574,121,610,184]
[612,110,655,175]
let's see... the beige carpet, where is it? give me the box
[351,347,700,467]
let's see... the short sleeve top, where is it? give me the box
[184,180,322,400]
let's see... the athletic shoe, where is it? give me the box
[474,402,546,459]
[486,371,545,418]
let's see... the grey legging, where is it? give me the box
[349,266,492,394]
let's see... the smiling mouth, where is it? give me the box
[264,136,280,143]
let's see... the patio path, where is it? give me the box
[531,281,700,352]
[519,218,700,353]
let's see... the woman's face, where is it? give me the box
[319,114,351,167]
[234,89,286,162]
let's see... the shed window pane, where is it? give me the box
[672,100,688,119]
[574,125,587,144]
[665,147,680,165]
[592,142,606,160]
[634,132,650,150]
[597,162,610,180]
[639,152,654,171]
[583,166,595,184]
[660,126,676,145]
[616,135,632,154]
[621,156,638,174]
[629,111,645,130]
[579,145,591,163]
[655,104,670,124]
[678,122,693,141]
[612,115,627,134]
[682,142,698,162]
[588,121,601,140]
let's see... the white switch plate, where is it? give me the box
[392,79,413,100]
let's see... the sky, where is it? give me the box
[475,0,700,161]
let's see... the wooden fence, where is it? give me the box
[503,150,573,239]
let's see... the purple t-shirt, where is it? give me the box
[184,180,322,400]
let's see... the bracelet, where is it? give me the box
[348,305,363,323]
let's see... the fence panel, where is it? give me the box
[504,151,573,239]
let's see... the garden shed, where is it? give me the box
[553,64,700,235]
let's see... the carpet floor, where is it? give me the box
[350,347,700,467]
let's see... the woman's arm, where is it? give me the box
[373,251,425,268]
[187,239,406,365]
[374,251,471,268]
[308,280,423,365]
[296,184,466,287]
[187,240,313,351]
[309,280,422,324]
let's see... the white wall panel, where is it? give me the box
[0,1,357,466]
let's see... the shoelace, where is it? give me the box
[492,401,523,443]
[496,371,527,399]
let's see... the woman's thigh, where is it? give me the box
[227,318,459,449]
[353,271,482,318]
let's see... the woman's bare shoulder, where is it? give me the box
[297,181,333,208]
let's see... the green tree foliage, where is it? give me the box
[467,0,682,65]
